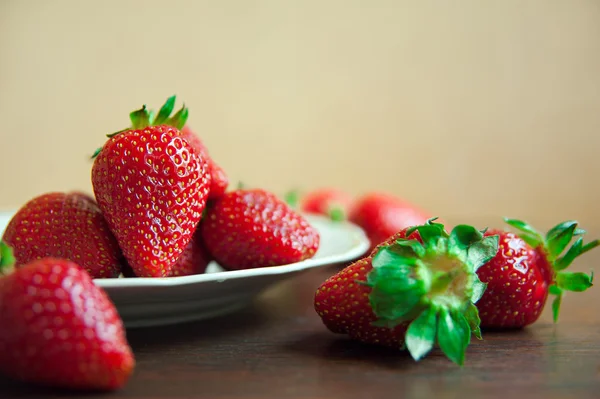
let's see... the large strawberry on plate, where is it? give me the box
[1,191,122,278]
[0,242,134,391]
[91,96,211,277]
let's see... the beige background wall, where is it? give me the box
[1,0,599,225]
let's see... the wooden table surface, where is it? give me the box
[1,220,599,399]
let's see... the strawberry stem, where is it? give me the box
[365,220,498,365]
[0,241,15,275]
[105,95,189,139]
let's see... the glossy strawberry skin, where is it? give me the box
[0,258,134,391]
[2,192,122,279]
[91,125,211,277]
[200,189,320,270]
[348,192,432,251]
[182,126,229,199]
[315,228,420,346]
[300,188,353,218]
[168,229,212,277]
[476,230,548,328]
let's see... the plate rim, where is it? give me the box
[0,211,370,288]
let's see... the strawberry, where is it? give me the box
[348,192,433,251]
[292,188,353,221]
[200,188,320,270]
[181,125,229,200]
[91,96,211,277]
[0,242,134,391]
[168,229,212,276]
[314,219,499,365]
[476,218,597,328]
[121,230,211,278]
[1,192,122,279]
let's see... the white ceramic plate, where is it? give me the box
[0,211,369,328]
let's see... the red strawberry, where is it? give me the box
[297,188,353,221]
[1,192,122,279]
[0,243,134,391]
[122,230,211,278]
[181,125,229,199]
[91,97,211,277]
[168,230,212,276]
[348,192,434,251]
[314,220,499,365]
[476,218,597,328]
[200,188,320,270]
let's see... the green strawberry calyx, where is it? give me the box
[361,218,499,366]
[283,190,346,222]
[504,218,597,323]
[0,241,16,275]
[92,95,189,159]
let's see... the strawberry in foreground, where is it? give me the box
[200,188,320,270]
[290,188,353,222]
[181,125,229,200]
[0,242,134,391]
[91,96,211,277]
[476,218,597,328]
[1,191,123,278]
[314,219,499,365]
[348,192,434,252]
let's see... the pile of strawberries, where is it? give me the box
[0,96,320,391]
[0,95,597,392]
[303,188,597,365]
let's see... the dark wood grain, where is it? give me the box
[2,222,600,399]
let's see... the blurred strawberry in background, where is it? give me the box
[293,188,435,252]
[297,188,354,221]
[349,192,434,251]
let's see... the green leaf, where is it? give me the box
[406,307,438,361]
[414,225,445,247]
[503,218,544,247]
[153,95,176,125]
[467,235,499,271]
[437,308,471,366]
[581,239,600,256]
[392,239,426,258]
[555,271,593,292]
[369,287,424,323]
[471,278,487,304]
[283,190,299,208]
[554,237,583,271]
[129,105,150,129]
[573,228,586,236]
[0,241,15,274]
[464,302,482,340]
[449,225,484,250]
[546,222,577,259]
[367,263,415,294]
[167,105,189,130]
[551,293,562,323]
[548,284,562,296]
[371,246,417,269]
[545,220,577,242]
[328,206,346,222]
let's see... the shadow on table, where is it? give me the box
[125,302,271,351]
[283,332,419,371]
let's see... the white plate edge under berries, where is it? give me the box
[0,210,369,286]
